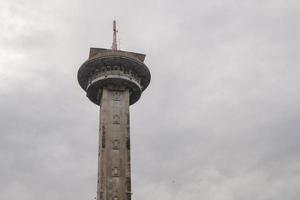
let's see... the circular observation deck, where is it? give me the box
[77,49,151,105]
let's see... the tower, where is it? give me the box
[77,21,151,200]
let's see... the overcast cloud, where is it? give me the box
[0,0,300,199]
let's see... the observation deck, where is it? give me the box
[77,48,151,105]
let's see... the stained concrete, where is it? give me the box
[77,48,150,200]
[98,88,131,200]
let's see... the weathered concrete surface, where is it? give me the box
[98,88,131,200]
[77,48,150,200]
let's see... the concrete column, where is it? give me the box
[97,87,131,200]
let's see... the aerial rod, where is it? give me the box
[111,20,118,50]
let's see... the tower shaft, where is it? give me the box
[98,87,131,200]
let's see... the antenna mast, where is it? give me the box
[111,20,118,50]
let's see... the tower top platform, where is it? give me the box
[77,48,151,105]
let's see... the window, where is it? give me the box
[112,167,120,177]
[113,140,120,150]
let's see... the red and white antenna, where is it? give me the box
[111,20,118,50]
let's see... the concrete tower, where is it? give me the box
[77,21,151,200]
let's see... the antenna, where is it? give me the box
[111,20,118,50]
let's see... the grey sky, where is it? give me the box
[0,0,300,199]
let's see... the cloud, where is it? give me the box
[0,0,299,200]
